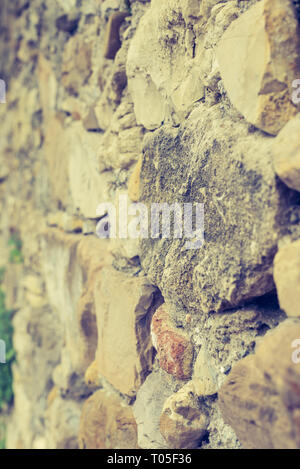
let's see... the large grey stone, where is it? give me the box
[139,104,299,315]
[133,368,179,449]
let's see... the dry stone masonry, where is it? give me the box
[0,0,300,449]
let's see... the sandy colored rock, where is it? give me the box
[98,124,143,171]
[128,156,142,202]
[67,122,113,218]
[78,389,138,449]
[192,345,218,396]
[217,0,300,135]
[43,115,70,207]
[61,34,93,95]
[160,381,209,449]
[272,113,300,191]
[5,305,63,449]
[94,267,160,396]
[274,239,300,317]
[218,319,300,449]
[47,211,83,232]
[45,395,82,449]
[83,106,100,131]
[127,0,205,129]
[42,229,110,385]
[37,54,57,124]
[84,360,101,389]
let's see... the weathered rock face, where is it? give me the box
[94,267,162,396]
[61,34,93,96]
[274,239,300,317]
[78,389,138,449]
[218,320,300,449]
[45,395,83,450]
[127,0,205,129]
[271,113,300,192]
[217,0,300,135]
[42,229,110,397]
[192,345,218,396]
[2,0,300,451]
[151,304,194,380]
[133,368,179,449]
[5,306,63,450]
[140,104,298,315]
[160,382,208,449]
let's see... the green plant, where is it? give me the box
[0,421,5,449]
[0,280,15,411]
[8,234,23,264]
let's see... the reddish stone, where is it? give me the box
[151,305,193,380]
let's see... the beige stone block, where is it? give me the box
[128,157,142,202]
[126,0,205,129]
[78,389,138,449]
[42,229,110,378]
[271,113,300,192]
[218,320,300,449]
[192,345,218,396]
[37,54,57,124]
[94,267,159,396]
[217,0,300,135]
[274,239,300,317]
[160,381,208,449]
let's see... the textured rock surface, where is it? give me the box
[133,368,179,449]
[192,345,218,396]
[45,395,82,450]
[160,382,209,449]
[2,0,300,451]
[127,0,205,129]
[218,320,300,449]
[274,239,300,317]
[151,304,194,380]
[140,104,297,315]
[217,0,300,135]
[94,267,161,396]
[78,389,138,449]
[272,113,300,192]
[42,230,110,385]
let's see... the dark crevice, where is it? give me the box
[292,0,300,23]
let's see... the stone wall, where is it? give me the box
[0,0,300,449]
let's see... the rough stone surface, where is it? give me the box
[151,305,194,380]
[42,229,110,396]
[272,113,300,192]
[127,0,205,129]
[2,0,300,450]
[133,368,179,449]
[94,267,161,396]
[274,239,300,317]
[218,319,300,449]
[160,381,209,449]
[128,156,142,202]
[78,389,138,449]
[217,0,300,135]
[140,104,298,315]
[192,345,218,396]
[45,395,82,450]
